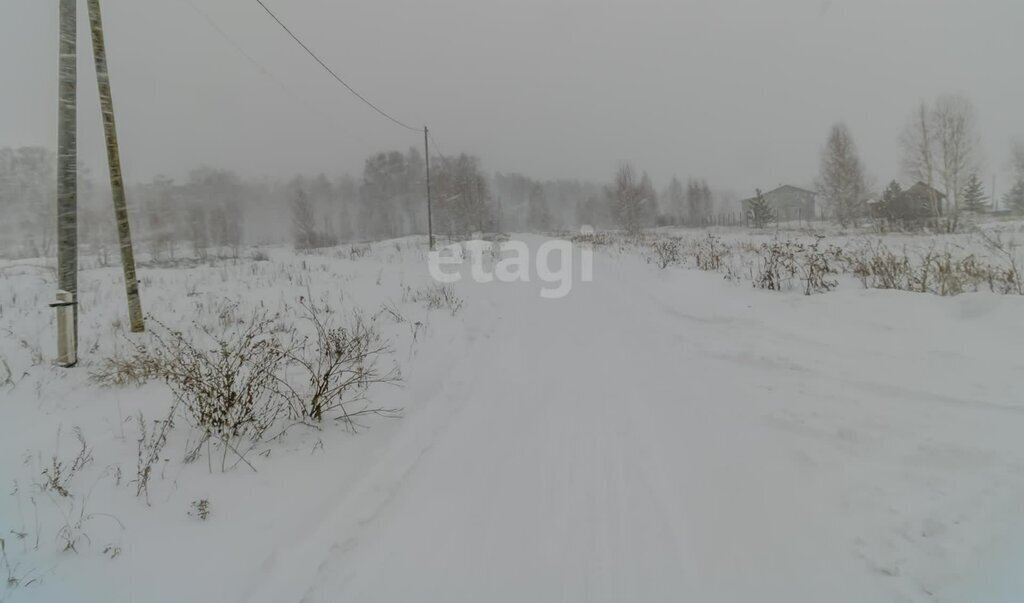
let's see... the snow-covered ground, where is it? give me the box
[2,231,1024,602]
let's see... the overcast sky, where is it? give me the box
[3,0,1023,195]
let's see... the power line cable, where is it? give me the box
[181,0,270,77]
[256,0,421,133]
[177,0,373,147]
[428,130,450,163]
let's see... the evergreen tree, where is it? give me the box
[748,189,774,229]
[876,180,903,226]
[1005,179,1024,214]
[880,180,903,208]
[960,173,989,213]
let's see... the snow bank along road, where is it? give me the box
[243,245,1024,603]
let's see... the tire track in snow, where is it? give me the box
[239,301,512,603]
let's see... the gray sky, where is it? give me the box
[3,0,1023,194]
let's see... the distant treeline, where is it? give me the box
[0,146,736,258]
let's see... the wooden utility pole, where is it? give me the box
[56,0,78,366]
[424,126,434,251]
[87,0,144,332]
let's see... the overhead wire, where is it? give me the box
[428,130,450,164]
[176,0,374,147]
[255,0,422,133]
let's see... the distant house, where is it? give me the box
[900,182,947,217]
[740,185,817,221]
[868,182,946,222]
[867,181,946,227]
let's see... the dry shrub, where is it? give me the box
[279,301,400,424]
[147,314,288,442]
[570,232,613,247]
[751,241,800,291]
[31,428,124,552]
[796,237,843,295]
[746,238,842,294]
[90,351,166,387]
[404,284,464,316]
[134,409,175,501]
[649,238,682,269]
[92,301,400,472]
[348,244,372,260]
[848,241,1023,296]
[980,232,1024,295]
[39,427,93,498]
[849,241,912,291]
[694,233,727,271]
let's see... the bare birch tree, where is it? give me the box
[933,93,981,216]
[901,96,981,230]
[901,101,941,219]
[606,164,646,235]
[816,123,867,227]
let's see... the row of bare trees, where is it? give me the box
[899,94,982,230]
[601,165,726,235]
[0,147,56,257]
[814,93,1024,231]
[491,173,595,233]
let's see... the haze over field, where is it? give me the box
[3,0,1024,190]
[4,2,1024,602]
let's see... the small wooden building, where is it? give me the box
[740,185,817,221]
[899,182,947,218]
[867,181,947,228]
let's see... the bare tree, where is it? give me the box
[0,147,56,257]
[816,123,867,227]
[290,186,316,250]
[1012,139,1024,181]
[186,201,209,259]
[901,101,942,219]
[432,154,492,236]
[216,198,244,258]
[901,95,981,230]
[665,177,685,225]
[606,164,647,235]
[933,94,981,215]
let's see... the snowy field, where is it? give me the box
[2,228,1024,602]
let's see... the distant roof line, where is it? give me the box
[905,181,947,199]
[739,184,817,203]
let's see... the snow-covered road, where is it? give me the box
[245,247,1024,603]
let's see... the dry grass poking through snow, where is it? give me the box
[635,227,1024,297]
[0,238,467,597]
[92,298,405,477]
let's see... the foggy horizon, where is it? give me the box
[3,0,1024,194]
[6,2,1024,601]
